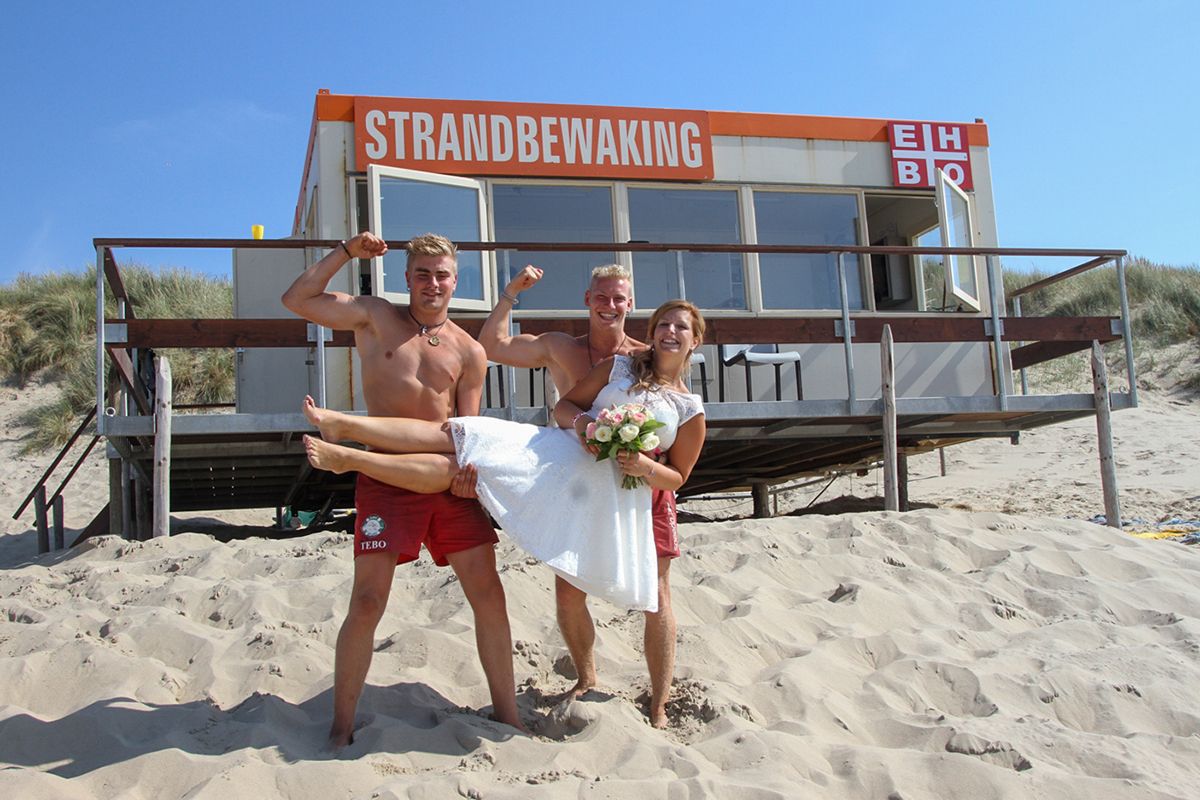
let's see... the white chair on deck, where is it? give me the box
[689,352,709,401]
[719,344,803,402]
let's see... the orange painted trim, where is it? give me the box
[313,93,989,146]
[708,110,989,147]
[316,92,354,122]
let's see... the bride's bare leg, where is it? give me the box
[303,396,455,452]
[304,435,457,494]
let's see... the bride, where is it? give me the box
[303,300,707,611]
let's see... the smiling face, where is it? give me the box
[651,307,701,356]
[405,254,458,313]
[584,276,633,333]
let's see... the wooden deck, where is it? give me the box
[98,310,1131,515]
[85,238,1136,537]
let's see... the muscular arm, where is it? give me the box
[280,232,386,330]
[455,342,488,417]
[478,265,559,368]
[448,342,487,498]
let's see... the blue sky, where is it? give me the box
[1,1,1195,284]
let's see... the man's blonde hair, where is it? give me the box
[589,264,632,289]
[406,233,458,271]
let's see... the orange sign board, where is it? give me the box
[354,97,713,180]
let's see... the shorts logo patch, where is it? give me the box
[361,515,386,538]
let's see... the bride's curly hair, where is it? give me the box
[629,300,706,392]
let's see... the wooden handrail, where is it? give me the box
[1007,256,1116,299]
[12,406,97,520]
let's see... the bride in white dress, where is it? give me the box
[302,300,707,612]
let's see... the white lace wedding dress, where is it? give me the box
[449,356,704,611]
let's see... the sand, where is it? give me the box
[2,379,1199,798]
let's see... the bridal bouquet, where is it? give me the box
[584,403,666,489]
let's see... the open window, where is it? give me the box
[366,165,491,311]
[865,192,937,310]
[936,168,981,311]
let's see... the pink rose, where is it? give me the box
[585,421,597,438]
[629,411,647,425]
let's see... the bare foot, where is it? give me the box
[303,394,346,441]
[304,434,351,474]
[550,676,598,704]
[649,705,668,729]
[491,711,531,735]
[321,728,353,755]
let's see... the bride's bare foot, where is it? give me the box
[304,434,352,474]
[303,394,347,442]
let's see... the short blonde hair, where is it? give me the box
[589,264,632,287]
[406,233,458,271]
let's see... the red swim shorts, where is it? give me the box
[354,474,497,566]
[652,489,681,559]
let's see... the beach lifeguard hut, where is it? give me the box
[79,90,1134,542]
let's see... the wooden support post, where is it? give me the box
[34,486,49,554]
[109,458,124,538]
[123,461,136,540]
[898,453,909,512]
[153,356,172,538]
[1092,341,1122,528]
[134,475,151,541]
[52,495,65,550]
[881,325,899,512]
[752,483,771,519]
[939,447,947,477]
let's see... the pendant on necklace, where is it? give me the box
[427,334,440,346]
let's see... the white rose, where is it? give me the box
[618,424,639,443]
[594,425,613,442]
[639,433,660,451]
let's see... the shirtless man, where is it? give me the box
[281,231,523,750]
[474,263,683,728]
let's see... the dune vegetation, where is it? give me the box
[0,265,233,452]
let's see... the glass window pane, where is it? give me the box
[754,191,863,309]
[377,177,484,300]
[940,179,978,299]
[492,184,615,310]
[628,188,745,310]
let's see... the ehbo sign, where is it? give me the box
[888,121,973,190]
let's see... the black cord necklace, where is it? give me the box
[408,306,448,346]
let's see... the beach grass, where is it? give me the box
[0,265,233,451]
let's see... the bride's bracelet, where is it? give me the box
[571,411,589,434]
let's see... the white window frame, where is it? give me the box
[367,164,492,311]
[622,181,749,314]
[748,185,870,314]
[936,168,982,312]
[483,178,623,317]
